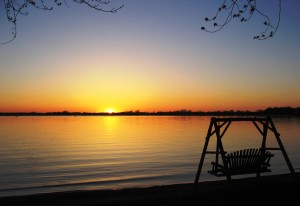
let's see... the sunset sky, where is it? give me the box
[0,0,300,113]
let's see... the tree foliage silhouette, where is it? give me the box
[1,0,124,44]
[201,0,281,40]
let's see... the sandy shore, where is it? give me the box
[0,172,298,206]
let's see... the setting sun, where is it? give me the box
[105,108,115,114]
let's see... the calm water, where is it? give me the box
[0,116,299,197]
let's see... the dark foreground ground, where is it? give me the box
[1,172,299,206]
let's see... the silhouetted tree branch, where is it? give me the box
[1,0,124,44]
[1,1,282,44]
[201,0,281,40]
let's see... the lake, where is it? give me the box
[0,116,299,197]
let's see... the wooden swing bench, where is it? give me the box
[195,117,295,183]
[208,148,274,177]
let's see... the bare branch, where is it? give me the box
[72,0,124,13]
[1,0,124,44]
[1,1,282,43]
[202,0,282,40]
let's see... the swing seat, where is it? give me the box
[208,148,274,177]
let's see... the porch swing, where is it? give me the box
[194,117,295,183]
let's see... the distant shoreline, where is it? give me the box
[0,107,299,117]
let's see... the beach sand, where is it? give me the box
[0,172,298,206]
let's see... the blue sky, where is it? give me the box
[0,0,300,112]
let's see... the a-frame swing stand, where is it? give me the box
[194,117,295,183]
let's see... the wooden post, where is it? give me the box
[257,118,269,178]
[214,120,231,180]
[194,119,214,184]
[269,118,295,176]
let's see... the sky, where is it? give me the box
[0,0,300,113]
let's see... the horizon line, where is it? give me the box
[0,106,299,116]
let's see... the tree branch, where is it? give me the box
[201,0,282,40]
[1,0,124,44]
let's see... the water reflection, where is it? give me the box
[0,116,299,197]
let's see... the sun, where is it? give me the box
[105,108,115,114]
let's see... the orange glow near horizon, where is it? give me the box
[105,108,116,114]
[0,79,299,114]
[1,101,299,113]
[1,1,300,115]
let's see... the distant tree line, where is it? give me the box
[257,107,300,116]
[1,107,299,116]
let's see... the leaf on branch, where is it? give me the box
[1,0,124,44]
[29,1,36,6]
[201,0,281,40]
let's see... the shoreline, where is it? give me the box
[1,106,300,117]
[1,172,298,205]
